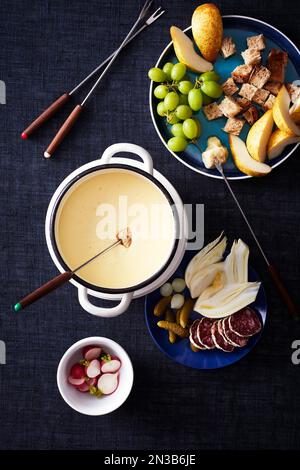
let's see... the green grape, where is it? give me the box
[154,84,169,99]
[193,118,202,138]
[201,91,213,105]
[182,119,198,140]
[179,94,189,105]
[188,88,203,111]
[157,101,166,117]
[163,62,174,80]
[171,123,185,138]
[178,80,194,95]
[201,81,223,99]
[199,71,220,83]
[148,67,167,82]
[171,63,187,81]
[164,92,179,111]
[167,113,180,124]
[175,105,193,120]
[167,136,188,152]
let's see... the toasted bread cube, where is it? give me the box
[252,88,270,106]
[247,34,266,51]
[263,94,276,111]
[221,36,236,59]
[236,97,252,109]
[231,64,253,83]
[222,77,239,96]
[219,96,243,118]
[241,48,261,66]
[243,106,259,126]
[223,117,245,136]
[267,49,288,83]
[286,83,300,104]
[203,102,224,121]
[239,83,258,101]
[264,81,282,96]
[249,66,271,89]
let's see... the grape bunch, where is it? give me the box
[148,62,223,153]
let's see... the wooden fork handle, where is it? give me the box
[268,264,298,317]
[21,93,70,138]
[44,104,83,158]
[15,271,73,311]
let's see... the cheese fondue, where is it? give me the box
[54,168,176,289]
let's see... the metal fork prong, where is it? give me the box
[139,0,154,20]
[69,1,163,96]
[147,6,162,18]
[146,7,165,24]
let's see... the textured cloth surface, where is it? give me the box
[0,0,300,450]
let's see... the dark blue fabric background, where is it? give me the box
[0,0,300,450]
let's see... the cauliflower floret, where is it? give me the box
[202,137,228,169]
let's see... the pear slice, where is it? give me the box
[273,85,300,136]
[246,109,274,162]
[267,129,300,160]
[289,96,300,124]
[170,26,213,73]
[229,134,272,177]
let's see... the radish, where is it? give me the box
[101,358,121,374]
[86,359,101,378]
[70,363,85,379]
[68,376,85,386]
[97,373,119,395]
[86,377,97,387]
[77,382,89,392]
[82,345,101,361]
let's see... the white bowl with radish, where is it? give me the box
[57,337,134,416]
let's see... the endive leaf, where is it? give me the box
[224,239,249,284]
[189,262,223,298]
[194,282,261,318]
[235,239,249,283]
[185,233,227,288]
[198,272,225,301]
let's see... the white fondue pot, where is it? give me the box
[45,143,187,318]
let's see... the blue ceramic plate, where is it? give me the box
[149,16,300,180]
[145,250,267,369]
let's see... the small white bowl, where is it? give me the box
[57,337,134,416]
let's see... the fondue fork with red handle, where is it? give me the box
[21,3,165,145]
[215,162,298,318]
[14,239,121,311]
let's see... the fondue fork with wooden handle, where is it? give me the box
[43,0,156,158]
[215,162,298,318]
[14,229,131,311]
[21,4,165,139]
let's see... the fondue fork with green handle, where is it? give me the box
[14,228,132,311]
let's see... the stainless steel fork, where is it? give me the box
[70,5,165,95]
[21,1,165,138]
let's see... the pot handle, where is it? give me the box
[78,286,134,318]
[100,143,153,175]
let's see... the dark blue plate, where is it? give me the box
[145,250,267,369]
[149,16,300,180]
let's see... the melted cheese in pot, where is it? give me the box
[54,169,176,289]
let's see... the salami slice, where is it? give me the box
[217,319,232,344]
[229,308,261,337]
[222,318,248,348]
[211,322,235,352]
[197,318,215,349]
[190,320,206,350]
